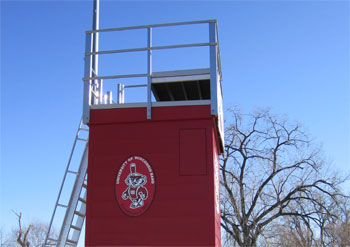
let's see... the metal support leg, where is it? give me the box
[57,146,88,247]
[209,22,218,116]
[147,27,152,119]
[117,84,125,104]
[83,34,93,124]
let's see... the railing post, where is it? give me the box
[83,33,93,124]
[92,0,99,74]
[117,83,125,104]
[98,79,103,104]
[106,91,113,104]
[209,21,218,116]
[91,0,100,106]
[147,27,152,119]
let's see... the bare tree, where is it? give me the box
[6,212,56,247]
[323,197,350,247]
[260,195,350,247]
[220,108,347,247]
[266,217,315,247]
[14,212,32,247]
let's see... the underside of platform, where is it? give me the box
[151,69,211,102]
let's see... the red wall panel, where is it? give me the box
[179,128,207,176]
[86,105,221,247]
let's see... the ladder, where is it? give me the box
[44,119,89,247]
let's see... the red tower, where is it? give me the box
[83,20,224,247]
[43,19,224,247]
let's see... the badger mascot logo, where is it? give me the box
[121,163,149,209]
[115,155,155,216]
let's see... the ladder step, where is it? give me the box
[74,211,85,217]
[79,128,89,131]
[57,203,68,208]
[67,170,78,175]
[82,183,87,188]
[78,197,86,204]
[66,239,78,245]
[47,238,58,242]
[77,138,88,142]
[70,224,81,231]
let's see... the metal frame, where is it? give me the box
[90,99,212,109]
[209,22,218,115]
[86,19,216,33]
[57,145,88,247]
[82,19,222,124]
[147,27,152,119]
[85,42,215,56]
[45,2,98,245]
[44,120,89,247]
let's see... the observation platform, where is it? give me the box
[82,19,224,152]
[91,68,211,108]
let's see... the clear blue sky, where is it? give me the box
[1,0,349,244]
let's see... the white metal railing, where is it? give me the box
[82,19,222,123]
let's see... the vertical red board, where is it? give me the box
[179,129,207,176]
[212,129,222,247]
[86,105,221,247]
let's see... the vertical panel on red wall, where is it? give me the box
[179,128,207,176]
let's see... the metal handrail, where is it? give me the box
[82,19,222,122]
[85,19,216,34]
[83,73,148,81]
[85,42,217,56]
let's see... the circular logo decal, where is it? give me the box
[115,155,155,216]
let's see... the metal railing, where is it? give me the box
[82,19,222,123]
